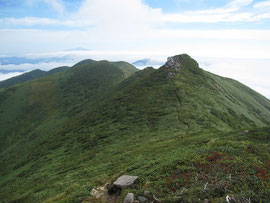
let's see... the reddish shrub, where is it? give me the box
[206,152,225,163]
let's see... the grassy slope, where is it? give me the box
[0,60,137,151]
[0,55,270,202]
[0,66,70,89]
[73,54,269,135]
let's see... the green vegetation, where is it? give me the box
[0,54,270,202]
[0,66,70,89]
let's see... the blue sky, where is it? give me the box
[0,0,270,98]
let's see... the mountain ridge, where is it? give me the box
[1,54,270,202]
[0,66,70,89]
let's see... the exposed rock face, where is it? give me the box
[123,193,134,203]
[164,54,202,79]
[165,56,182,70]
[165,55,183,79]
[113,175,138,188]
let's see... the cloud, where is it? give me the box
[1,0,269,28]
[0,72,25,81]
[227,0,253,9]
[43,0,65,14]
[0,17,62,26]
[1,0,270,60]
[199,57,270,99]
[0,61,74,72]
[254,0,270,8]
[161,12,254,23]
[152,29,270,40]
[1,54,270,100]
[2,27,270,59]
[26,0,65,14]
[161,0,269,23]
[72,0,162,31]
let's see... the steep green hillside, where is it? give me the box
[0,60,138,151]
[72,54,269,136]
[0,66,70,89]
[0,54,270,202]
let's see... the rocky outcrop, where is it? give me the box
[164,55,183,79]
[165,56,182,70]
[164,54,203,79]
[89,176,163,203]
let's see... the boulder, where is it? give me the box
[124,193,134,203]
[137,196,148,202]
[114,175,138,188]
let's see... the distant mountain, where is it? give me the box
[0,69,25,74]
[65,47,89,51]
[132,58,164,67]
[0,56,71,65]
[0,66,69,89]
[1,55,270,202]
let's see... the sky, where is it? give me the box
[0,0,270,98]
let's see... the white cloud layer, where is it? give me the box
[0,61,74,72]
[199,57,270,99]
[0,72,25,81]
[254,0,270,8]
[2,28,270,59]
[1,55,269,99]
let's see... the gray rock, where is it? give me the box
[165,56,182,70]
[137,196,148,202]
[167,72,176,79]
[114,175,138,188]
[166,57,176,68]
[243,130,249,134]
[124,193,134,203]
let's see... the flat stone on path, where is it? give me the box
[113,175,138,188]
